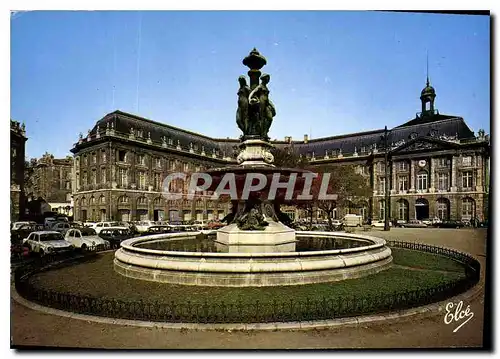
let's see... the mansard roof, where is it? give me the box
[90,110,240,156]
[79,109,477,158]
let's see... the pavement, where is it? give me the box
[10,228,489,349]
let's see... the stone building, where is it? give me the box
[70,111,237,222]
[10,120,27,221]
[71,80,490,224]
[27,153,74,216]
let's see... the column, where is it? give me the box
[430,157,435,193]
[451,156,457,191]
[475,154,483,192]
[410,160,416,193]
[391,161,397,194]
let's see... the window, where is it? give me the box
[462,198,474,220]
[92,152,97,164]
[379,200,385,220]
[118,150,126,162]
[82,171,88,185]
[119,168,128,187]
[83,155,88,165]
[462,171,473,189]
[379,177,386,194]
[437,157,448,167]
[462,156,472,167]
[138,154,146,166]
[138,171,146,189]
[398,176,408,191]
[138,197,147,205]
[119,196,128,204]
[91,196,96,204]
[417,172,428,190]
[154,173,161,191]
[101,150,106,163]
[156,157,162,168]
[437,199,449,220]
[100,196,106,204]
[91,169,97,185]
[398,200,409,220]
[438,173,449,191]
[398,161,408,171]
[101,168,106,184]
[183,163,190,173]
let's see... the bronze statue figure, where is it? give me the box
[236,76,250,135]
[237,73,276,141]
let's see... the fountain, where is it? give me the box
[114,49,393,286]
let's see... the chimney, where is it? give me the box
[304,134,309,143]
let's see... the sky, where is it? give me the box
[10,11,490,159]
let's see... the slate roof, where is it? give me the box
[83,110,476,158]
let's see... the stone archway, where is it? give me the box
[415,198,429,220]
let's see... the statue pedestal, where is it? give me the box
[215,221,296,253]
[237,139,275,167]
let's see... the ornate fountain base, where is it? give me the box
[215,221,296,253]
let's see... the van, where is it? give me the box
[343,214,363,227]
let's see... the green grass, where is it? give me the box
[391,248,465,273]
[29,251,465,306]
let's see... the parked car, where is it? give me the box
[64,227,110,250]
[11,223,45,243]
[23,231,74,256]
[98,227,135,248]
[11,221,37,230]
[135,220,156,233]
[92,221,121,234]
[343,214,363,227]
[436,220,466,229]
[372,220,392,228]
[51,222,72,234]
[141,225,173,236]
[399,220,428,228]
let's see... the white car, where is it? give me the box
[11,221,37,230]
[92,221,120,234]
[372,220,393,228]
[135,220,155,233]
[51,222,72,234]
[65,228,110,250]
[330,220,343,229]
[23,231,74,256]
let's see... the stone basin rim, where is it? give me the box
[119,231,387,258]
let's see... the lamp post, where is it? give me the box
[383,126,391,231]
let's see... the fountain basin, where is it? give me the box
[114,231,393,287]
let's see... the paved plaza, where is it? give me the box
[11,228,488,349]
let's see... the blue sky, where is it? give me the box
[11,11,490,159]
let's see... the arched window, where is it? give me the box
[436,198,450,220]
[99,195,106,204]
[90,196,96,204]
[118,195,129,204]
[137,196,147,205]
[154,197,162,206]
[81,197,87,206]
[462,197,475,221]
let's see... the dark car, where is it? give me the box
[399,220,428,228]
[98,228,135,248]
[141,225,173,236]
[11,223,45,243]
[436,220,466,228]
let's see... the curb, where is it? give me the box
[12,281,483,331]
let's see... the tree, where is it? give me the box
[312,164,371,230]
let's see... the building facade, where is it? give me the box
[10,120,27,221]
[70,111,237,222]
[27,153,74,216]
[71,81,490,224]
